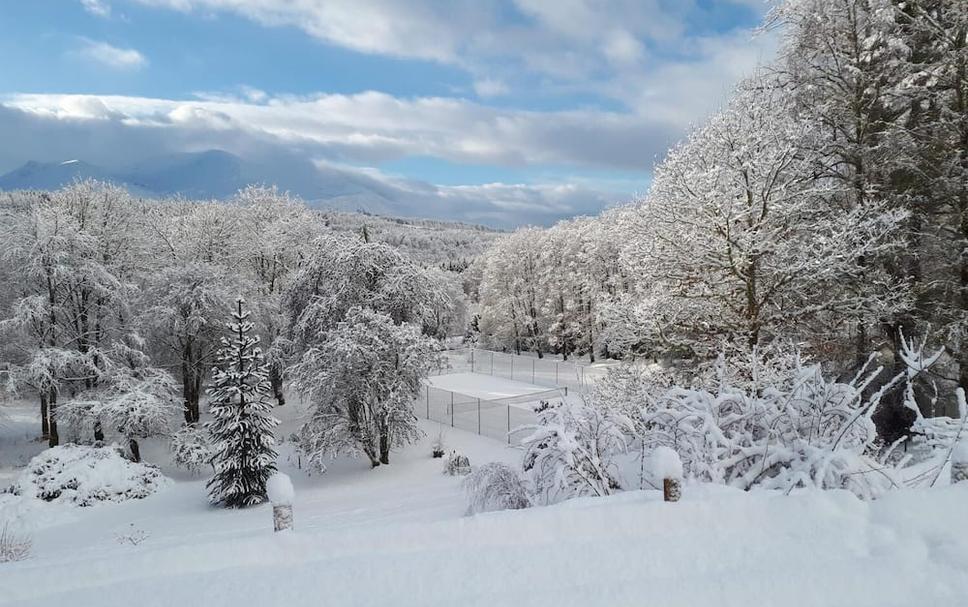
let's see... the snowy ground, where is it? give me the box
[3,388,968,606]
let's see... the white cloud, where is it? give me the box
[76,39,148,70]
[602,30,644,66]
[80,0,111,17]
[131,0,773,111]
[473,78,509,98]
[3,91,676,171]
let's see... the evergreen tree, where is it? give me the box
[205,298,279,508]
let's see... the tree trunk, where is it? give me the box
[270,366,285,406]
[40,392,49,440]
[379,431,390,465]
[47,388,59,448]
[128,438,141,463]
[182,368,201,425]
[94,420,104,443]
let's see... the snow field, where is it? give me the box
[4,389,968,607]
[3,479,968,606]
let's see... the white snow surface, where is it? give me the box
[650,445,683,480]
[2,393,968,606]
[952,440,968,465]
[266,472,294,506]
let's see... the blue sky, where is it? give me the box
[0,0,775,224]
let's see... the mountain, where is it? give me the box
[0,149,592,227]
[122,150,246,199]
[0,159,117,191]
[0,150,392,211]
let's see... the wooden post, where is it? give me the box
[268,473,294,532]
[953,441,968,484]
[663,478,682,502]
[450,392,455,427]
[273,504,294,532]
[506,406,511,445]
[477,398,481,434]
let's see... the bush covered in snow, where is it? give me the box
[169,425,214,474]
[462,463,531,514]
[443,450,471,476]
[635,357,907,498]
[521,399,630,504]
[8,445,170,506]
[0,524,31,563]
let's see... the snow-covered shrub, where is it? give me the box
[114,524,148,546]
[639,354,910,499]
[169,425,214,474]
[9,445,170,506]
[443,450,471,476]
[0,524,31,562]
[463,463,532,514]
[522,399,630,504]
[431,429,446,458]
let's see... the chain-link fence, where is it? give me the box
[417,383,564,444]
[440,348,589,393]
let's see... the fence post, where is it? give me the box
[471,348,475,373]
[532,359,535,384]
[477,398,481,434]
[507,406,511,445]
[510,356,514,380]
[451,392,455,427]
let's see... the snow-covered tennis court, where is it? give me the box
[424,372,562,402]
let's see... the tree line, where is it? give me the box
[473,0,967,435]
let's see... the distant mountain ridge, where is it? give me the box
[0,149,575,227]
[0,150,285,201]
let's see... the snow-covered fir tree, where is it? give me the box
[205,298,279,508]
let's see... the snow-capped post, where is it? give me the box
[952,441,968,485]
[267,473,294,532]
[651,446,683,502]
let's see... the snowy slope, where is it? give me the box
[2,397,968,606]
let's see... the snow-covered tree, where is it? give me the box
[282,232,453,358]
[57,349,179,462]
[478,228,549,357]
[205,298,279,508]
[289,307,441,469]
[623,75,907,358]
[141,263,231,424]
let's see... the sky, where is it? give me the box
[0,0,777,225]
